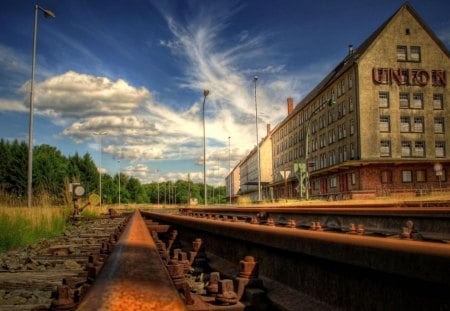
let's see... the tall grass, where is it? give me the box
[0,206,71,253]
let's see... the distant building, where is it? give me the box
[238,124,273,202]
[225,124,273,202]
[225,161,241,203]
[271,3,449,200]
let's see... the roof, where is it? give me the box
[274,2,450,130]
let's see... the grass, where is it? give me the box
[0,205,72,253]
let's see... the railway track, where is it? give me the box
[0,213,130,310]
[142,209,450,310]
[2,205,449,310]
[178,204,450,243]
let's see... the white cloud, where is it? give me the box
[0,99,27,112]
[21,71,150,118]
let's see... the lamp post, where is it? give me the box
[202,89,209,206]
[304,99,335,200]
[93,132,107,208]
[228,136,232,205]
[156,169,160,206]
[117,159,120,207]
[27,4,55,208]
[253,76,261,202]
[118,156,121,207]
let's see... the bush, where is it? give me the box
[0,206,71,253]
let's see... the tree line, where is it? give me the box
[0,139,226,206]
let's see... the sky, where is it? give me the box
[1,0,449,186]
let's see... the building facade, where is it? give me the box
[231,125,273,202]
[225,162,241,203]
[271,4,449,200]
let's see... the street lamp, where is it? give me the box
[117,148,122,206]
[228,136,232,205]
[93,132,107,208]
[304,98,335,200]
[27,4,56,208]
[156,169,160,206]
[253,76,261,202]
[202,89,209,206]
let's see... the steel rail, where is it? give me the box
[78,210,186,311]
[142,211,450,287]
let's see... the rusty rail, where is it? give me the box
[178,206,450,241]
[142,211,450,310]
[78,210,186,311]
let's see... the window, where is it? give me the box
[397,45,407,61]
[400,116,411,132]
[412,93,423,109]
[379,116,390,132]
[413,117,424,132]
[436,169,447,182]
[433,94,443,109]
[434,117,444,133]
[380,140,391,157]
[401,141,412,157]
[399,93,409,108]
[350,119,355,135]
[410,46,421,62]
[348,75,353,89]
[414,141,425,157]
[351,172,356,185]
[436,141,445,157]
[416,170,426,182]
[379,92,389,108]
[350,143,355,159]
[381,170,392,183]
[349,97,354,112]
[402,170,413,183]
[329,176,337,188]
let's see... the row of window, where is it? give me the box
[382,169,447,184]
[274,72,355,142]
[379,116,445,133]
[314,168,446,191]
[379,92,444,109]
[274,142,358,169]
[380,141,446,157]
[275,117,356,155]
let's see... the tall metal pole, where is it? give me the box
[202,89,209,206]
[118,158,121,206]
[228,136,231,204]
[27,4,55,208]
[93,132,107,207]
[99,134,103,208]
[305,123,310,200]
[157,169,160,206]
[188,173,191,206]
[254,76,261,201]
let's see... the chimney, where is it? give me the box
[287,97,294,115]
[348,44,353,55]
[266,123,271,136]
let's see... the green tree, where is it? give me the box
[33,144,68,199]
[127,177,148,203]
[6,140,27,196]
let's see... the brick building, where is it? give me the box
[271,3,449,200]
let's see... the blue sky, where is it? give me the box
[1,0,449,185]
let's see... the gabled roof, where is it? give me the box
[280,2,449,123]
